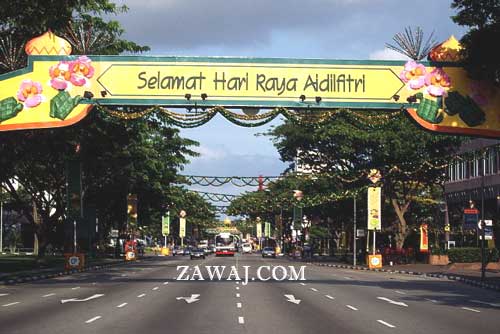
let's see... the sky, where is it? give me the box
[113,0,467,207]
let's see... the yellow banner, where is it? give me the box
[367,187,381,230]
[179,217,186,238]
[420,224,429,253]
[1,54,500,137]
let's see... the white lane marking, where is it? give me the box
[377,320,396,328]
[236,293,240,298]
[236,286,240,290]
[2,302,20,307]
[42,293,56,298]
[346,305,358,311]
[237,302,242,308]
[394,290,406,295]
[163,282,169,285]
[325,295,335,300]
[0,293,9,297]
[310,288,318,292]
[377,297,408,307]
[470,300,500,308]
[152,287,159,291]
[71,287,80,290]
[425,298,438,303]
[85,316,102,324]
[137,294,146,298]
[343,276,352,280]
[461,307,480,313]
[299,283,306,286]
[61,294,105,304]
[117,303,128,308]
[238,316,245,324]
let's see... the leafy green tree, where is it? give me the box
[451,0,500,84]
[268,111,463,249]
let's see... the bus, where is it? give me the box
[215,232,236,256]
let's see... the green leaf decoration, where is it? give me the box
[443,91,462,116]
[50,91,82,120]
[444,91,485,127]
[416,97,442,124]
[0,97,23,123]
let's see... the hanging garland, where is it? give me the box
[183,175,281,187]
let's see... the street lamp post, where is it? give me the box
[480,150,486,281]
[353,195,357,266]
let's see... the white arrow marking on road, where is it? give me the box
[176,294,200,304]
[61,294,104,304]
[377,297,408,307]
[470,300,500,308]
[284,294,301,305]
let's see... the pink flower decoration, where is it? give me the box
[69,56,94,87]
[49,61,72,90]
[17,80,44,108]
[399,60,427,90]
[425,68,451,97]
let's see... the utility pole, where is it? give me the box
[480,150,486,281]
[353,196,357,266]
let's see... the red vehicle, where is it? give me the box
[215,233,236,256]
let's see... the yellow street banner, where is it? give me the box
[256,222,262,238]
[179,218,186,238]
[367,187,381,230]
[1,32,499,137]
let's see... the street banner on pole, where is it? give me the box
[256,221,262,238]
[179,217,186,238]
[162,212,170,236]
[264,222,271,237]
[420,223,429,253]
[367,187,381,230]
[293,206,303,230]
[464,208,479,229]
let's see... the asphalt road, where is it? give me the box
[1,253,500,334]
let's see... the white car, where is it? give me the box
[241,243,252,254]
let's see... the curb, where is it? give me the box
[0,256,154,286]
[307,261,500,292]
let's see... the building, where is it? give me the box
[444,138,500,248]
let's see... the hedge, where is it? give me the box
[448,247,500,263]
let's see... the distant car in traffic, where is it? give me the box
[172,247,184,256]
[241,243,252,254]
[262,247,276,258]
[190,248,206,260]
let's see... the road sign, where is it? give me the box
[368,254,382,269]
[464,209,479,229]
[356,229,365,237]
[478,220,494,240]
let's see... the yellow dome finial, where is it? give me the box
[429,35,462,62]
[25,31,72,56]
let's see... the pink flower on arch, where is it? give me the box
[49,61,72,90]
[399,60,427,90]
[68,56,94,87]
[17,80,44,108]
[425,68,451,97]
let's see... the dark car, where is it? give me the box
[190,248,206,260]
[262,247,276,258]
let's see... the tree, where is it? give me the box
[268,111,464,249]
[451,0,500,84]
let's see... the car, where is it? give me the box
[190,248,206,260]
[241,243,252,254]
[262,246,276,258]
[172,247,184,256]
